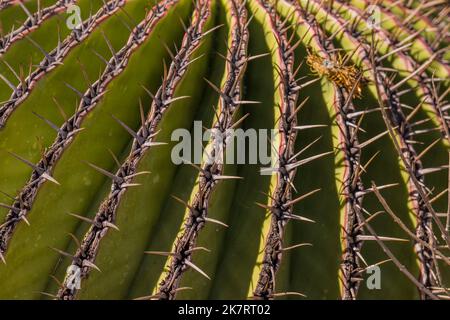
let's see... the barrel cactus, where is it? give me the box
[0,0,448,300]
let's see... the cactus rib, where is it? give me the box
[283,0,367,300]
[0,0,78,55]
[0,0,178,262]
[360,0,448,52]
[353,193,439,299]
[0,0,126,129]
[382,0,449,47]
[154,0,248,300]
[249,0,301,300]
[327,2,450,277]
[56,0,210,300]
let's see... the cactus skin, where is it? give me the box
[0,0,448,300]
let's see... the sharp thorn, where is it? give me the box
[184,259,210,280]
[82,259,101,272]
[205,217,228,228]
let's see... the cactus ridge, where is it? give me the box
[307,0,449,137]
[297,0,389,300]
[381,0,449,46]
[337,0,450,237]
[298,0,449,299]
[283,0,367,300]
[371,60,448,299]
[250,0,301,300]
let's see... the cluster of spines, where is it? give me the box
[286,0,378,300]
[322,0,428,299]
[381,0,449,48]
[370,56,449,299]
[250,0,303,300]
[321,0,450,299]
[370,0,449,67]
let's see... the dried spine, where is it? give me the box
[56,0,210,300]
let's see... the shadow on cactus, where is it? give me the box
[0,0,448,300]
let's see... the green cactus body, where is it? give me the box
[0,0,448,300]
